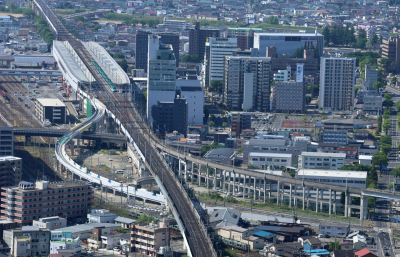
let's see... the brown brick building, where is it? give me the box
[189,22,219,60]
[0,180,93,226]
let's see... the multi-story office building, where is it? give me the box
[0,126,13,157]
[267,46,319,85]
[364,64,378,89]
[298,152,346,170]
[136,31,179,70]
[319,57,356,111]
[35,98,67,124]
[151,97,188,136]
[0,180,93,226]
[223,56,271,112]
[248,152,292,170]
[189,22,220,60]
[358,90,379,103]
[254,32,324,57]
[161,17,191,31]
[231,112,251,136]
[176,80,204,126]
[227,27,262,50]
[272,81,305,114]
[362,95,382,115]
[4,226,51,257]
[204,37,237,88]
[0,156,21,187]
[147,35,176,122]
[135,30,152,71]
[321,130,348,146]
[243,138,318,166]
[381,36,400,72]
[130,221,170,255]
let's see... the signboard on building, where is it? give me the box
[296,63,304,82]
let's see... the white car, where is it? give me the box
[114,247,120,251]
[87,249,94,254]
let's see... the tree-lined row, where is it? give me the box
[34,16,54,49]
[322,26,381,48]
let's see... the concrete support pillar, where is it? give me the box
[344,191,349,218]
[320,188,323,211]
[232,171,236,195]
[316,188,319,213]
[360,196,368,222]
[281,182,284,204]
[191,162,194,185]
[269,181,272,198]
[184,164,188,183]
[69,141,75,156]
[25,136,31,145]
[329,189,332,216]
[214,168,217,190]
[222,170,226,191]
[348,194,352,217]
[254,177,257,201]
[289,184,293,207]
[243,175,246,200]
[277,181,281,205]
[179,160,182,172]
[302,186,306,210]
[263,178,267,202]
[334,191,337,215]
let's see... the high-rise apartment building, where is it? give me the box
[136,31,179,70]
[319,57,356,111]
[231,112,251,136]
[136,30,152,71]
[0,180,93,226]
[4,226,51,257]
[364,64,378,90]
[381,35,400,72]
[223,56,271,112]
[272,81,305,114]
[151,96,188,136]
[0,156,21,188]
[204,37,237,88]
[227,28,262,50]
[189,22,220,60]
[0,126,13,157]
[147,35,176,122]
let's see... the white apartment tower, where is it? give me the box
[204,37,237,88]
[319,57,356,111]
[147,35,176,122]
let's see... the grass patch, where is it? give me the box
[99,165,111,173]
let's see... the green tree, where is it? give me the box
[93,25,102,30]
[381,144,391,154]
[383,119,391,134]
[388,183,394,190]
[355,86,361,95]
[268,16,278,24]
[322,26,330,46]
[368,34,380,46]
[222,122,227,128]
[306,84,319,97]
[182,54,200,63]
[113,52,125,58]
[89,7,97,11]
[338,164,372,171]
[119,59,128,72]
[391,166,400,178]
[372,152,388,172]
[200,142,223,156]
[373,81,385,91]
[73,15,85,22]
[380,135,392,145]
[379,57,392,71]
[383,98,394,109]
[328,242,341,251]
[209,121,214,128]
[115,228,127,233]
[392,76,398,83]
[136,214,158,224]
[23,7,35,20]
[305,95,312,107]
[210,80,223,93]
[64,2,73,8]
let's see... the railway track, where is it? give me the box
[33,0,217,255]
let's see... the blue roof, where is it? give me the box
[304,249,330,255]
[254,231,277,239]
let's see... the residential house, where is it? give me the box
[353,234,367,251]
[217,225,264,250]
[319,222,350,237]
[354,130,370,139]
[339,148,358,159]
[340,241,354,250]
[303,238,322,251]
[114,217,136,230]
[355,248,378,257]
[208,208,241,228]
